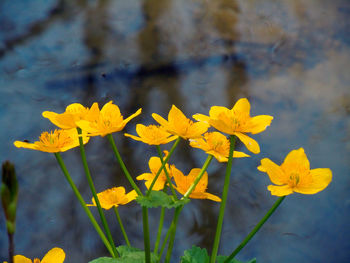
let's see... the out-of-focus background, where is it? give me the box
[0,0,349,262]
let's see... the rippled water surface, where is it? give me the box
[1,1,349,262]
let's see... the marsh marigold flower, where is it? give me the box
[88,187,137,210]
[42,103,90,129]
[13,129,89,153]
[193,98,273,154]
[3,247,65,263]
[152,105,208,140]
[190,132,250,162]
[137,155,171,191]
[124,124,178,145]
[171,166,221,202]
[76,101,142,137]
[258,148,332,196]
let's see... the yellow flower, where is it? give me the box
[76,101,142,137]
[258,148,332,196]
[152,105,208,140]
[13,129,89,153]
[42,103,90,129]
[171,166,221,202]
[136,155,171,191]
[193,98,273,154]
[3,247,65,263]
[87,187,137,210]
[189,132,250,162]
[124,124,178,145]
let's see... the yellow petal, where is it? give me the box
[294,168,332,194]
[168,105,188,124]
[152,113,169,127]
[282,148,310,172]
[246,115,274,134]
[14,141,39,151]
[187,121,209,138]
[234,132,260,154]
[267,185,293,196]
[192,113,210,124]
[233,151,250,158]
[209,119,234,134]
[209,106,230,119]
[124,133,143,142]
[123,108,142,125]
[203,192,221,202]
[258,158,285,185]
[232,98,250,115]
[41,247,65,263]
[13,255,32,263]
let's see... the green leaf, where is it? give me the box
[89,246,159,263]
[216,255,257,263]
[180,246,210,263]
[89,258,118,263]
[136,190,190,208]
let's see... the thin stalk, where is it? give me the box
[107,133,143,196]
[164,206,183,263]
[147,137,181,195]
[54,153,114,256]
[142,207,151,263]
[156,145,177,199]
[210,135,236,263]
[113,207,131,247]
[158,217,174,261]
[8,233,14,263]
[182,155,213,199]
[224,196,286,263]
[154,186,168,255]
[77,128,118,258]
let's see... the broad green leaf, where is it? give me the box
[88,257,118,263]
[89,246,159,263]
[216,255,257,263]
[180,246,210,263]
[136,190,190,208]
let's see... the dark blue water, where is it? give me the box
[1,1,349,262]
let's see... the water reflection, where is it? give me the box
[0,0,349,262]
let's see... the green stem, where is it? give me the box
[147,137,181,195]
[183,155,213,199]
[113,207,131,247]
[77,128,118,258]
[156,146,178,199]
[54,153,114,256]
[8,233,14,263]
[210,135,236,263]
[142,207,151,263]
[224,196,286,263]
[107,133,143,196]
[164,206,183,263]
[158,217,174,261]
[154,186,168,255]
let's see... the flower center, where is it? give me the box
[34,258,41,263]
[288,172,300,187]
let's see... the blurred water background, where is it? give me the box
[0,0,349,262]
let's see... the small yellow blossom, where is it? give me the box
[88,187,137,210]
[125,124,178,145]
[137,155,171,191]
[152,105,208,140]
[193,98,273,154]
[258,148,332,196]
[42,103,90,129]
[76,101,142,137]
[3,247,65,263]
[189,132,250,162]
[14,129,89,153]
[171,166,221,202]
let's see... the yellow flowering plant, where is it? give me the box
[7,98,332,263]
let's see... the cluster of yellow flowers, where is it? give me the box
[12,98,332,261]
